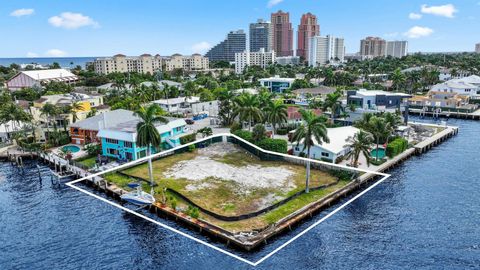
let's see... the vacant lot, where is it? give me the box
[106,142,350,232]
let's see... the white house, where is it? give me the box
[431,78,480,97]
[6,69,79,91]
[293,126,359,163]
[259,76,295,93]
[152,97,200,113]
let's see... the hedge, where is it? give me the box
[233,130,253,142]
[386,137,408,158]
[179,133,197,145]
[257,138,288,154]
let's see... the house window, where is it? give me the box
[137,150,146,158]
[125,152,133,160]
[106,138,118,144]
[124,141,133,148]
[107,148,117,155]
[321,152,329,157]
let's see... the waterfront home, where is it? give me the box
[30,92,108,128]
[152,97,200,113]
[346,89,411,122]
[408,91,478,112]
[431,78,480,97]
[68,109,139,145]
[97,118,187,161]
[6,69,79,91]
[293,126,359,163]
[259,76,295,93]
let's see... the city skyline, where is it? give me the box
[1,0,480,57]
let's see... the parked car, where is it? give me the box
[185,119,195,125]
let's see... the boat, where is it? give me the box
[120,183,155,206]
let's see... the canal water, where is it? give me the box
[0,118,479,269]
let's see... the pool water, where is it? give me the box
[371,148,386,159]
[62,145,80,153]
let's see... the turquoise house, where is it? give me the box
[97,118,187,161]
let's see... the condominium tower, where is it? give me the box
[476,43,480,53]
[360,37,386,58]
[385,41,408,58]
[249,19,271,52]
[205,30,247,62]
[297,13,320,60]
[234,48,276,74]
[271,10,294,57]
[308,35,345,66]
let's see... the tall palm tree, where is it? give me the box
[265,100,288,136]
[70,101,84,123]
[40,103,59,140]
[323,91,343,123]
[292,109,330,193]
[233,93,263,131]
[369,117,391,161]
[344,130,374,168]
[391,68,406,91]
[135,104,168,194]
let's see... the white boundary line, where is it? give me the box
[65,133,390,266]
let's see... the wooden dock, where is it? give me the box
[409,108,480,120]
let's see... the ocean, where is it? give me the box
[0,57,97,69]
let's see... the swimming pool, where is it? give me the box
[371,148,386,159]
[62,145,81,153]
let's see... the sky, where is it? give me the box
[1,0,479,57]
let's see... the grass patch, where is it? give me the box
[76,155,97,168]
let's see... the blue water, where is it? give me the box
[0,118,479,269]
[0,57,96,69]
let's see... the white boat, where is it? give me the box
[120,183,155,206]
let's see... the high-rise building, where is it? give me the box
[205,30,246,62]
[249,19,271,52]
[234,48,275,74]
[308,35,345,66]
[386,41,408,58]
[476,43,480,53]
[360,37,386,58]
[297,13,320,60]
[271,10,294,57]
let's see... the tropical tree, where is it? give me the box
[135,104,168,195]
[40,103,59,139]
[233,93,263,131]
[323,91,343,123]
[70,101,85,123]
[344,130,374,168]
[391,68,406,91]
[265,100,288,136]
[369,116,391,161]
[292,109,330,193]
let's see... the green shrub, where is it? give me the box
[370,158,387,166]
[276,127,289,135]
[170,197,177,210]
[229,122,242,133]
[187,144,196,152]
[180,133,197,145]
[252,124,267,142]
[233,130,253,142]
[257,138,287,154]
[186,205,199,219]
[386,138,408,158]
[85,143,101,156]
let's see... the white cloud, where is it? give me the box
[191,41,211,53]
[267,0,283,8]
[48,12,99,29]
[45,49,67,57]
[404,26,434,38]
[10,8,34,17]
[420,4,457,18]
[409,12,422,20]
[26,52,38,57]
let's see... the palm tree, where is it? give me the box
[344,130,374,167]
[292,109,330,193]
[135,104,168,195]
[391,68,406,91]
[323,91,343,123]
[70,101,84,123]
[265,100,288,136]
[40,103,59,140]
[369,117,391,161]
[233,93,263,131]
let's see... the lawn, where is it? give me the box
[75,155,97,168]
[105,142,354,232]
